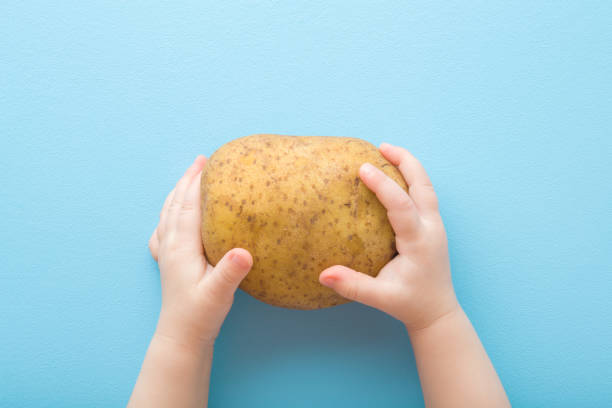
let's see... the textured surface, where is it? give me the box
[1,1,611,407]
[202,134,406,309]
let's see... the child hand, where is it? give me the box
[319,143,459,332]
[148,156,253,349]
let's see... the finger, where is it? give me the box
[157,188,175,239]
[319,265,385,309]
[202,248,253,301]
[160,188,176,219]
[148,229,159,261]
[175,170,205,254]
[360,163,421,238]
[166,156,207,227]
[379,143,439,216]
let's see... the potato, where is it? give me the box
[201,134,407,309]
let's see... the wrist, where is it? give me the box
[152,329,215,359]
[404,302,463,336]
[155,313,218,354]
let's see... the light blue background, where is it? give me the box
[1,1,611,407]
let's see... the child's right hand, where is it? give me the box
[319,143,459,332]
[148,156,253,350]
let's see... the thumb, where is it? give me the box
[206,248,253,301]
[319,265,383,309]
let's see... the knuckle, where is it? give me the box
[376,178,394,198]
[413,182,435,195]
[342,280,360,301]
[161,232,181,253]
[159,201,171,218]
[386,191,413,215]
[170,199,196,214]
[168,201,181,212]
[180,202,196,212]
[217,265,239,288]
[395,192,414,210]
[422,181,435,190]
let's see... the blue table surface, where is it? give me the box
[1,2,611,407]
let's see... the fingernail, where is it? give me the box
[320,275,337,287]
[230,252,250,269]
[380,142,391,150]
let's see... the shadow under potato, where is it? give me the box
[216,290,415,366]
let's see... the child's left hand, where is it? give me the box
[148,155,253,350]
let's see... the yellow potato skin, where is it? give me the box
[201,134,408,309]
